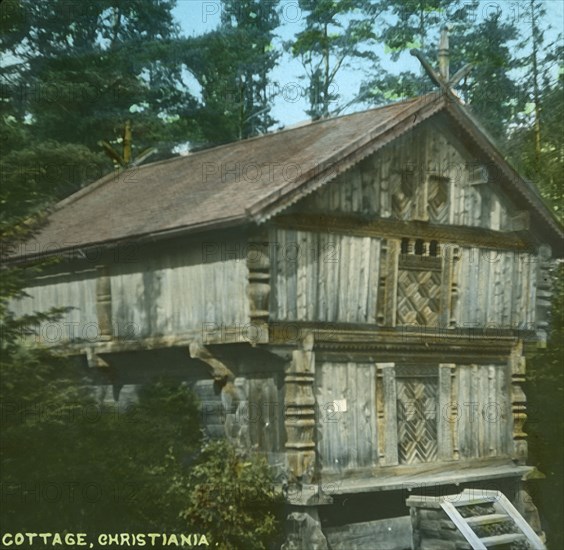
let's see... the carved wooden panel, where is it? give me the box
[392,168,417,220]
[427,175,450,224]
[397,269,442,326]
[397,371,438,464]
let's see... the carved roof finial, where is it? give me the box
[438,25,450,81]
[410,26,472,95]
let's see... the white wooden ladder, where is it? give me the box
[439,489,546,549]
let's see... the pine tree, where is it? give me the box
[1,0,199,201]
[289,0,380,119]
[360,0,477,103]
[188,0,280,144]
[450,11,521,144]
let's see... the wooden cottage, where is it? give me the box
[9,82,563,548]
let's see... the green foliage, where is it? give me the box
[525,262,564,549]
[181,439,285,550]
[451,11,521,144]
[289,0,380,119]
[1,0,200,197]
[0,361,203,535]
[188,0,280,144]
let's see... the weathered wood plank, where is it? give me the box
[378,363,398,465]
[438,364,455,460]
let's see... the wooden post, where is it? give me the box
[284,332,317,482]
[384,239,399,327]
[438,364,456,460]
[438,26,450,82]
[509,340,527,464]
[377,363,398,465]
[95,265,112,340]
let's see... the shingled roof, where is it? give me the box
[17,92,564,260]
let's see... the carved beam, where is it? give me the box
[189,342,249,447]
[273,213,535,251]
[189,341,235,384]
[449,63,473,87]
[410,49,445,90]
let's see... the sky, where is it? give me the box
[172,0,564,128]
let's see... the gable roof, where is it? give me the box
[16,92,564,260]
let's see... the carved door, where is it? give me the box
[396,365,438,464]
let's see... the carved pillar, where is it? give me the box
[284,332,317,483]
[448,245,460,328]
[95,265,112,340]
[247,233,271,323]
[384,239,400,327]
[535,245,553,348]
[509,340,527,464]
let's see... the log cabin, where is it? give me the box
[8,39,563,550]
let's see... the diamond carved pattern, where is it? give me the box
[397,269,442,326]
[397,378,438,464]
[392,171,416,220]
[428,176,449,223]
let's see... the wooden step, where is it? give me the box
[466,513,511,527]
[452,497,497,507]
[480,533,526,547]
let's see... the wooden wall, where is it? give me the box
[10,241,251,343]
[294,119,516,231]
[315,361,512,473]
[316,362,379,472]
[11,269,99,342]
[110,245,250,338]
[455,247,536,329]
[270,229,382,323]
[270,228,537,330]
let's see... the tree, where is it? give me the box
[506,2,563,210]
[289,0,380,119]
[180,439,284,550]
[450,11,521,143]
[0,0,200,200]
[526,261,564,549]
[220,0,280,138]
[188,0,280,144]
[360,0,477,104]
